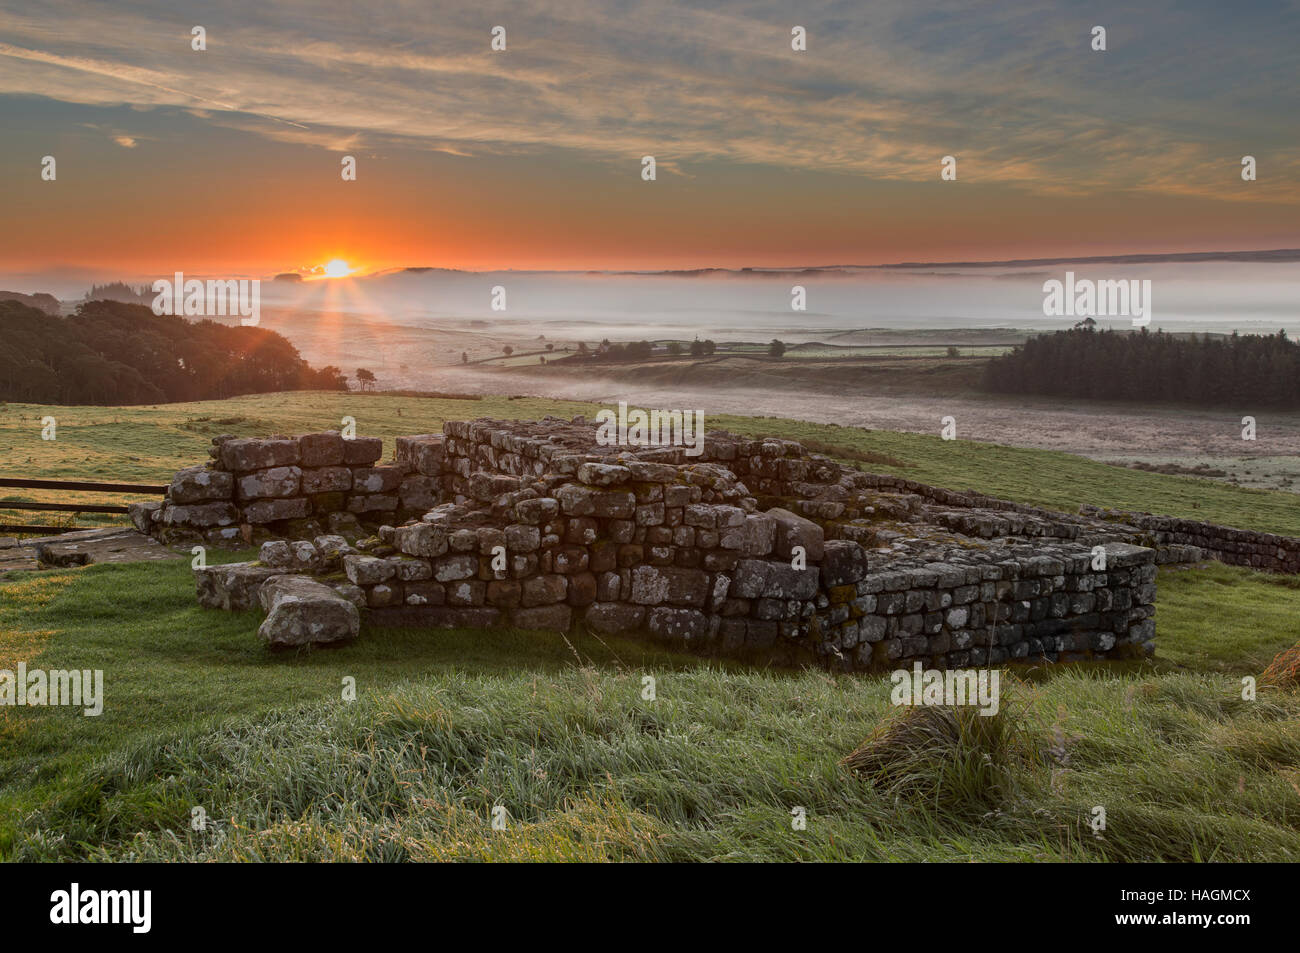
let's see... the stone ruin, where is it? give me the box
[129,414,1300,672]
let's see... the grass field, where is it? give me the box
[2,391,1299,862]
[1,555,1298,861]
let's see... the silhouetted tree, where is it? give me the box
[0,299,347,404]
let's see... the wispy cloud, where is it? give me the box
[1,0,1297,201]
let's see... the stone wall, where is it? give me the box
[130,431,439,544]
[1081,505,1300,574]
[185,417,1160,668]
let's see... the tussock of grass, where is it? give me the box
[1262,643,1300,687]
[841,703,1032,815]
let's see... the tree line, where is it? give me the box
[982,325,1300,406]
[0,299,347,405]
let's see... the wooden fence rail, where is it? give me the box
[0,476,166,536]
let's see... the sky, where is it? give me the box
[1,0,1298,278]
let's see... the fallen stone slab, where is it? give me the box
[195,561,288,610]
[32,528,182,568]
[257,575,360,647]
[0,542,40,576]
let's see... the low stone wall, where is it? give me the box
[1081,505,1300,574]
[130,431,440,544]
[185,417,1160,668]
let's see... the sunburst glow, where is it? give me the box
[323,258,351,278]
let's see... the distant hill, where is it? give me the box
[0,290,60,315]
[0,299,347,405]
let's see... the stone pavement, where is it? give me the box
[0,527,182,577]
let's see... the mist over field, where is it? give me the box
[313,262,1300,339]
[7,259,1299,341]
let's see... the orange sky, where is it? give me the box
[2,2,1298,277]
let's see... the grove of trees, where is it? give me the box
[0,299,347,405]
[982,325,1300,406]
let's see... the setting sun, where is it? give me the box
[323,258,351,278]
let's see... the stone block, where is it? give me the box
[169,465,234,504]
[342,436,384,465]
[256,575,359,647]
[237,466,302,501]
[298,432,346,468]
[220,438,300,471]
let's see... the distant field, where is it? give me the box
[783,344,1014,359]
[3,390,1299,536]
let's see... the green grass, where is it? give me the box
[1,556,1299,861]
[1154,563,1300,674]
[2,390,1299,861]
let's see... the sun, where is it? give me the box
[323,258,351,278]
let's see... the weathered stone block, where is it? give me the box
[627,461,678,483]
[766,507,824,561]
[396,522,450,558]
[301,466,352,494]
[260,539,321,571]
[647,607,714,643]
[220,438,300,471]
[237,466,302,501]
[629,564,709,607]
[298,432,346,468]
[592,491,636,519]
[512,604,572,631]
[522,574,567,606]
[243,498,311,523]
[516,497,560,524]
[433,554,479,582]
[578,463,631,486]
[719,513,775,555]
[395,434,446,475]
[821,540,871,587]
[352,466,404,494]
[398,474,439,511]
[404,581,446,606]
[344,554,396,585]
[128,500,163,533]
[170,465,234,504]
[367,583,403,607]
[195,562,287,610]
[257,575,359,647]
[486,579,522,607]
[342,436,384,465]
[584,602,646,634]
[163,501,240,528]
